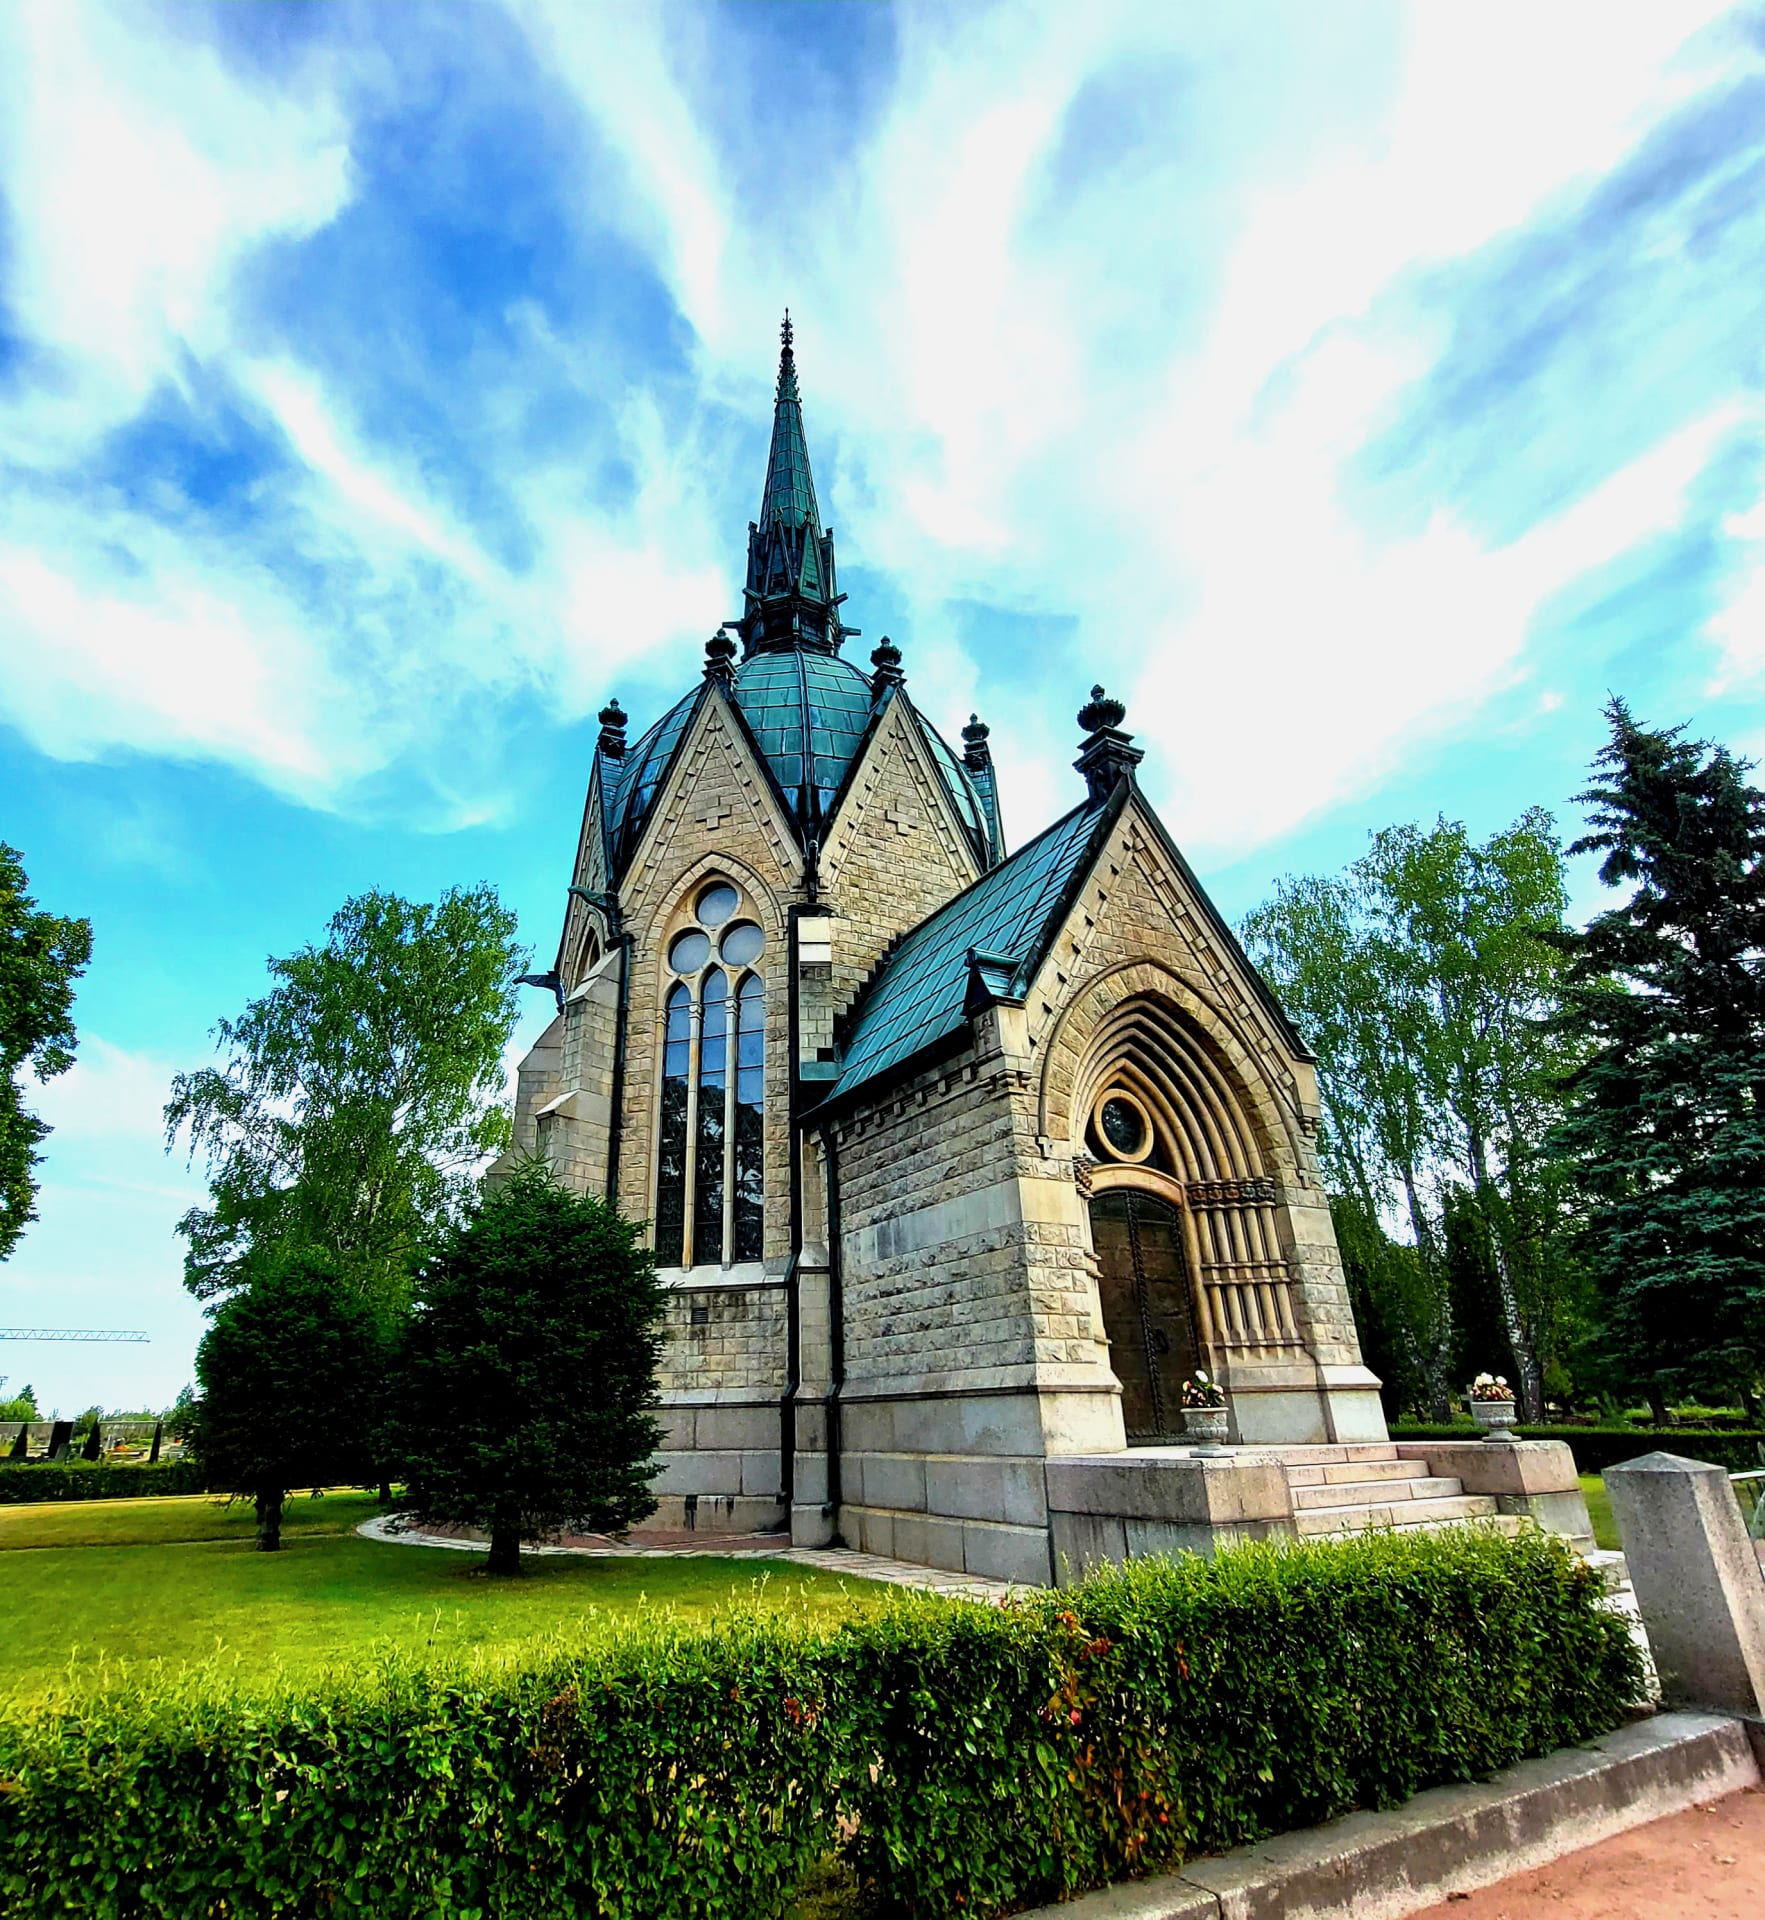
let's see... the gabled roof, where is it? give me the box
[602,648,997,875]
[824,788,1121,1104]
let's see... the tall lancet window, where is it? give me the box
[655,984,692,1267]
[694,968,728,1258]
[654,881,768,1267]
[733,973,765,1260]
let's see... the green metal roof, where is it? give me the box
[826,795,1112,1101]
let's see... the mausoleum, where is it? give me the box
[502,321,1591,1583]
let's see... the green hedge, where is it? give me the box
[0,1529,1642,1920]
[1391,1424,1765,1476]
[0,1460,208,1504]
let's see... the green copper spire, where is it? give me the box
[759,310,821,534]
[737,313,847,655]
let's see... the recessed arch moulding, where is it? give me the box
[1038,958,1388,1448]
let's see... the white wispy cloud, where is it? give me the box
[1,0,1760,857]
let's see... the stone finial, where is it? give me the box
[1073,682,1142,803]
[961,713,992,773]
[704,628,738,684]
[870,636,905,692]
[1077,684,1127,734]
[597,698,628,758]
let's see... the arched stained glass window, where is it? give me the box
[694,969,728,1262]
[653,880,767,1268]
[655,983,691,1267]
[732,973,765,1261]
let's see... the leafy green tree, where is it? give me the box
[0,843,93,1261]
[1549,700,1765,1410]
[1246,811,1582,1421]
[166,887,525,1305]
[398,1163,666,1574]
[0,1378,37,1422]
[193,1250,388,1549]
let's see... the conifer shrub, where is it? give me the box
[0,1529,1642,1920]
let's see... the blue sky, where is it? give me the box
[4,1,1764,1412]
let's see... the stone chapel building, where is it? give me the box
[503,322,1591,1585]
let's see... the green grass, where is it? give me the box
[1580,1473,1619,1550]
[0,1492,887,1704]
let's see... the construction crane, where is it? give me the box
[0,1328,149,1343]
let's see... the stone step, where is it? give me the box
[1284,1458,1437,1488]
[1306,1510,1533,1544]
[1290,1475,1466,1512]
[1242,1444,1402,1466]
[1292,1493,1501,1536]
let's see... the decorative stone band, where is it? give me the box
[1185,1176,1276,1207]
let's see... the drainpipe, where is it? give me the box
[780,903,806,1509]
[823,1122,845,1533]
[604,900,630,1210]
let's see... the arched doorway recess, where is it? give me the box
[1073,996,1308,1435]
[1088,1187,1199,1441]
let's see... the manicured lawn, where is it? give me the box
[1580,1473,1619,1551]
[0,1492,887,1702]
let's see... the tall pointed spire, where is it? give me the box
[759,310,821,535]
[735,313,848,657]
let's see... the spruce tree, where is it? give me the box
[397,1163,666,1574]
[1551,699,1765,1406]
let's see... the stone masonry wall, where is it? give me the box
[818,699,980,1033]
[1028,803,1362,1371]
[611,695,802,1269]
[656,1285,791,1398]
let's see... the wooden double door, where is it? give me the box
[1089,1189,1202,1441]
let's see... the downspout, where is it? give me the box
[823,1120,844,1533]
[604,898,629,1211]
[780,902,806,1510]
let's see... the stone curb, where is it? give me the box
[1011,1710,1760,1920]
[354,1512,1018,1599]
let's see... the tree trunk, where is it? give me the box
[255,1487,285,1552]
[1465,1123,1545,1424]
[1401,1167,1455,1423]
[486,1508,521,1576]
[1647,1386,1671,1428]
[378,1479,392,1504]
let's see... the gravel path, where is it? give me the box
[1405,1785,1765,1920]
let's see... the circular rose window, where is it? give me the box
[1094,1089,1153,1163]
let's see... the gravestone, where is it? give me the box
[1606,1451,1765,1717]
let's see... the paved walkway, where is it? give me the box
[1405,1784,1765,1920]
[356,1511,1019,1600]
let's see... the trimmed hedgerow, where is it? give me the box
[832,1528,1643,1916]
[0,1614,835,1920]
[0,1460,207,1504]
[1391,1424,1765,1476]
[0,1529,1642,1920]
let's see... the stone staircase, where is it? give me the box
[1268,1443,1528,1542]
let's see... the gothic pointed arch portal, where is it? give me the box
[1076,997,1306,1422]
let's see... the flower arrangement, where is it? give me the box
[1180,1369,1226,1410]
[1468,1373,1515,1404]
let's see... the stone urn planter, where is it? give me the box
[1469,1399,1517,1437]
[1183,1406,1230,1445]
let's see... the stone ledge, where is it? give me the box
[1010,1710,1760,1920]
